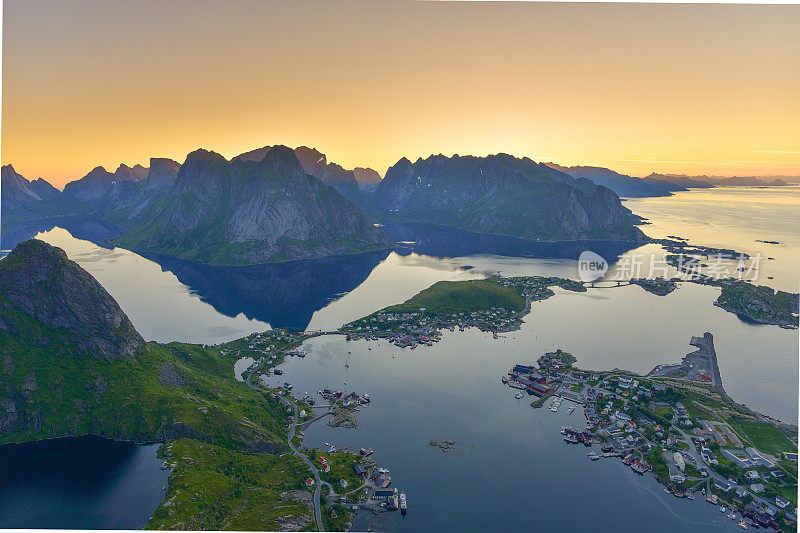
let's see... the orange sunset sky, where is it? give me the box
[2,0,799,188]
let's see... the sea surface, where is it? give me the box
[0,186,796,529]
[268,334,748,532]
[624,186,800,293]
[0,436,167,529]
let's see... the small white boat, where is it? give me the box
[728,513,736,520]
[720,506,727,513]
[501,376,509,384]
[738,520,748,529]
[588,451,600,460]
[567,406,575,414]
[515,392,524,399]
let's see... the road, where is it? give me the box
[244,355,330,532]
[674,427,796,521]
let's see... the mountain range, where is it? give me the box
[369,154,647,242]
[111,146,392,264]
[1,165,60,210]
[2,145,651,265]
[545,163,693,197]
[648,173,793,187]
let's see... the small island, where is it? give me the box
[340,276,586,347]
[710,280,799,328]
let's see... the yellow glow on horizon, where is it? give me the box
[2,0,799,188]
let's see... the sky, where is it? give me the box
[2,0,799,188]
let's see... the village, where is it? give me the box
[341,305,517,349]
[216,329,410,530]
[216,284,798,531]
[502,336,798,532]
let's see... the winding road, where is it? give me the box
[244,356,330,532]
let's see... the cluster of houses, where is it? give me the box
[318,389,370,407]
[343,304,522,346]
[497,276,585,301]
[507,364,552,397]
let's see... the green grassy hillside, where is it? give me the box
[385,278,526,316]
[0,296,287,451]
[147,439,314,531]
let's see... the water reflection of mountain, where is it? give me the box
[383,222,643,262]
[140,249,391,330]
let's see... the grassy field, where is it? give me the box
[653,406,674,419]
[384,278,526,316]
[647,447,670,485]
[147,439,314,531]
[728,418,796,456]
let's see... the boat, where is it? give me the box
[701,488,706,495]
[362,393,371,403]
[601,444,614,453]
[721,506,727,513]
[514,392,524,399]
[738,520,748,529]
[567,406,575,414]
[501,376,509,384]
[564,434,579,444]
[588,451,600,460]
[399,493,407,514]
[377,467,390,475]
[729,513,737,520]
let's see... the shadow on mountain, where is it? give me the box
[383,222,644,262]
[0,216,124,251]
[140,249,392,330]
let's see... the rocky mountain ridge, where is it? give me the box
[0,239,143,360]
[113,145,392,264]
[372,153,647,242]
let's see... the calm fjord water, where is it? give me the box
[1,186,796,530]
[0,437,167,529]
